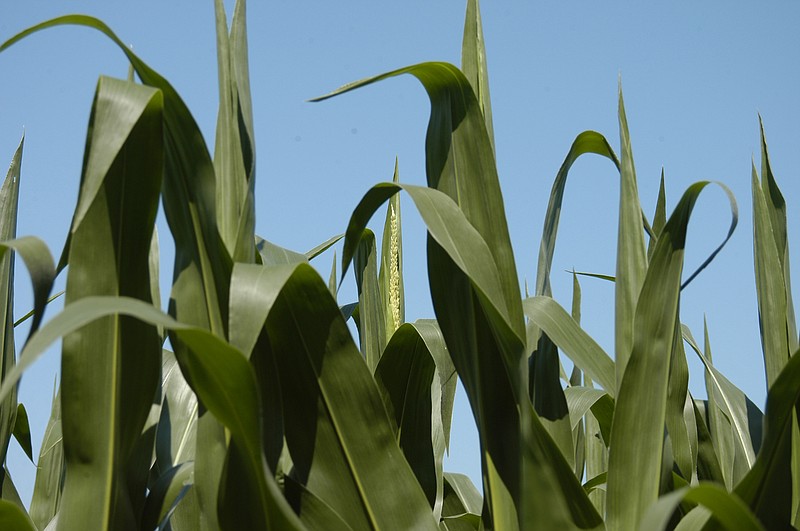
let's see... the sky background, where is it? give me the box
[1,1,799,507]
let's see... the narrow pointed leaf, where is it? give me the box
[0,138,22,479]
[614,87,648,389]
[606,182,736,531]
[29,386,63,531]
[461,0,494,153]
[354,229,386,372]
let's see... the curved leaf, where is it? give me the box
[735,346,800,529]
[375,320,454,520]
[54,76,163,531]
[523,296,615,396]
[640,483,764,531]
[0,499,35,531]
[606,182,736,531]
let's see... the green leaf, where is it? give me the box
[752,161,790,388]
[11,404,31,462]
[683,325,757,483]
[534,131,619,299]
[141,462,194,531]
[56,76,163,531]
[29,385,63,531]
[227,262,437,528]
[314,61,524,340]
[213,0,256,263]
[263,264,439,529]
[3,19,238,531]
[523,296,616,396]
[0,499,35,531]
[0,296,304,530]
[606,182,736,531]
[665,320,695,482]
[0,137,22,480]
[735,346,800,529]
[375,320,455,520]
[354,229,386,372]
[155,350,197,474]
[461,0,494,153]
[442,473,482,518]
[304,233,344,261]
[647,170,667,261]
[640,483,764,531]
[153,350,199,530]
[613,86,649,391]
[256,236,308,267]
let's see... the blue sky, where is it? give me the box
[1,1,799,506]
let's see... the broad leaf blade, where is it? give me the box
[57,77,163,531]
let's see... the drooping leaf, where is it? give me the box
[141,462,194,531]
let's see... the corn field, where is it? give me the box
[0,1,797,530]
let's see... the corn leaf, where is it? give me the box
[683,325,757,483]
[0,296,304,530]
[461,0,494,153]
[314,62,523,338]
[260,263,439,529]
[0,137,22,482]
[29,385,63,531]
[613,87,648,390]
[534,131,619,299]
[641,482,764,531]
[523,296,616,396]
[354,229,386,372]
[606,181,736,531]
[375,320,455,520]
[55,76,162,531]
[141,462,193,531]
[0,499,35,531]
[213,0,256,263]
[341,182,602,528]
[735,346,800,529]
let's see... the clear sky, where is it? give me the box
[1,0,799,507]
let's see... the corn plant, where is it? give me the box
[0,1,798,530]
